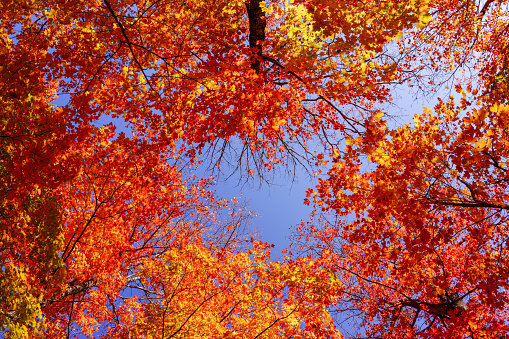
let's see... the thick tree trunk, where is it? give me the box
[246,0,266,72]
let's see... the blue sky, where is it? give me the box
[210,170,316,257]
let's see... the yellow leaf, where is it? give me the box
[474,138,487,150]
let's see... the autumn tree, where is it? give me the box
[293,0,509,338]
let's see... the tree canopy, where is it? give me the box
[1,0,509,338]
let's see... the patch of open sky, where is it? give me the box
[207,160,317,258]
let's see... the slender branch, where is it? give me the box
[103,0,153,89]
[66,294,76,339]
[262,55,363,135]
[479,0,496,18]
